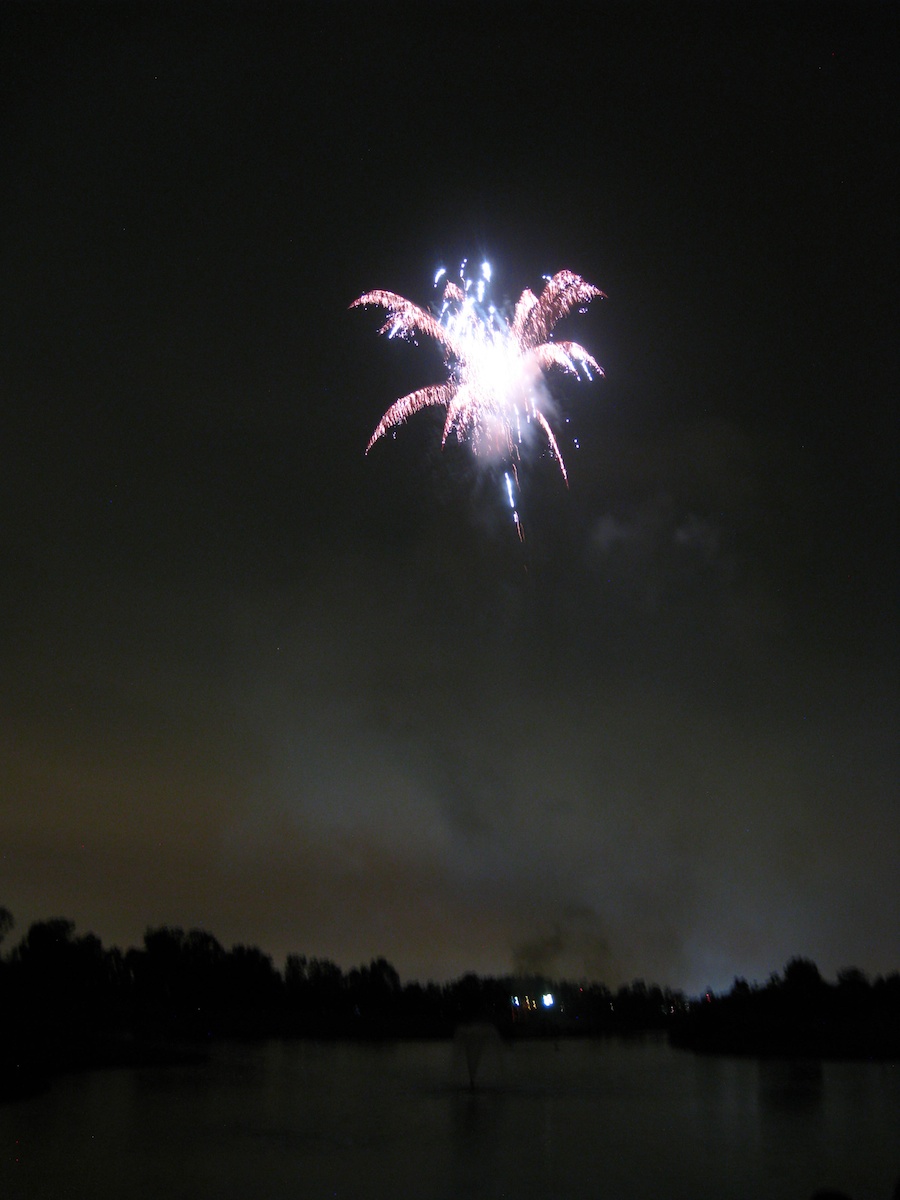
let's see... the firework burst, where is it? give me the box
[352,262,604,533]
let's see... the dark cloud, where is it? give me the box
[512,905,617,982]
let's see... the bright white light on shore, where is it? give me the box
[542,993,554,1008]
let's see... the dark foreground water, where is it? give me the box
[2,1036,897,1199]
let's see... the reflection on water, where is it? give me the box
[2,1036,897,1200]
[759,1058,825,1110]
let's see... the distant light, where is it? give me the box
[542,993,554,1008]
[511,995,520,1007]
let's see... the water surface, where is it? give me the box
[2,1036,897,1199]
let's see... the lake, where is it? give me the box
[2,1035,897,1199]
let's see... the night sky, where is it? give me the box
[2,1,896,994]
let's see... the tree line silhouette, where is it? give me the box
[1,907,897,1101]
[671,956,900,1060]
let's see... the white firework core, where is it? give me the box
[352,262,605,487]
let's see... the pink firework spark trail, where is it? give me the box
[352,263,604,535]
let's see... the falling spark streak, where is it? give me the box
[504,471,516,508]
[352,263,604,523]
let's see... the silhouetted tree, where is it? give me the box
[131,926,228,1036]
[836,966,868,993]
[284,954,308,993]
[307,957,344,995]
[0,907,13,951]
[346,958,401,1012]
[222,944,283,1033]
[782,957,824,994]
